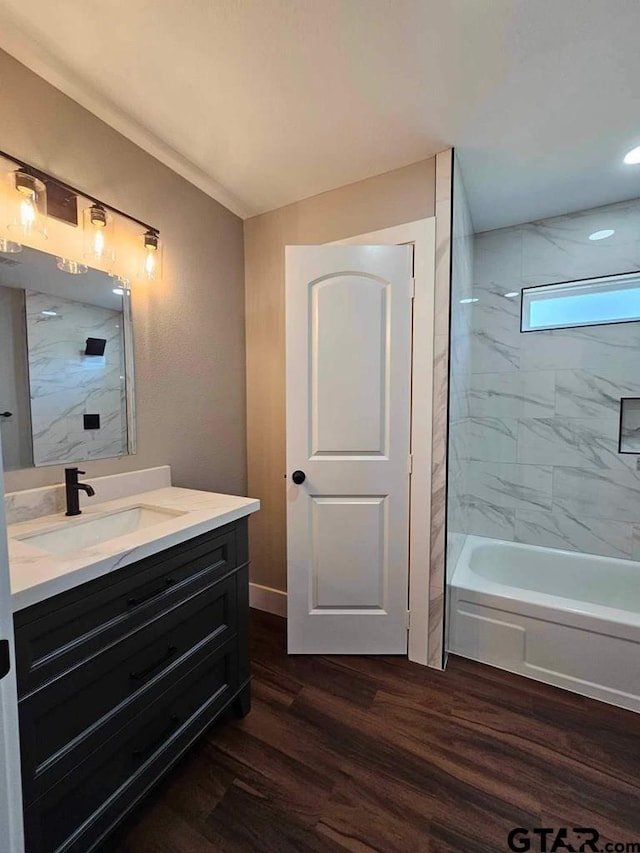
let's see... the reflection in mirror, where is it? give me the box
[0,244,135,471]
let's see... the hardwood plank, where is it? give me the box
[203,782,345,853]
[117,610,640,852]
[115,799,224,853]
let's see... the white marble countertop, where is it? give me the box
[8,487,260,612]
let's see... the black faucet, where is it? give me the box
[65,468,96,516]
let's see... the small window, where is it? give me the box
[521,272,640,332]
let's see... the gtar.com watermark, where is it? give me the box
[507,827,640,852]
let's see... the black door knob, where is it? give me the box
[0,412,12,418]
[292,470,306,485]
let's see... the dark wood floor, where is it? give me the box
[114,610,640,852]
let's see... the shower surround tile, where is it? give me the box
[555,367,639,419]
[517,417,630,471]
[466,417,518,463]
[469,325,520,373]
[451,195,640,568]
[450,495,515,540]
[468,371,556,419]
[474,227,524,291]
[514,509,633,559]
[553,467,640,523]
[467,462,553,512]
[520,323,640,372]
[520,202,640,284]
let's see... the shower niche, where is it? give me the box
[619,398,640,454]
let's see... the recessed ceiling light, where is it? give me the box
[504,291,519,298]
[624,145,640,165]
[588,229,615,241]
[40,310,57,316]
[459,297,479,304]
[112,288,124,295]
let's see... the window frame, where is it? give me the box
[520,270,640,333]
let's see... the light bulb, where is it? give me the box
[20,196,36,231]
[84,203,112,265]
[7,171,47,241]
[94,227,105,258]
[145,249,156,278]
[142,229,160,280]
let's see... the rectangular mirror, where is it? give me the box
[0,244,135,470]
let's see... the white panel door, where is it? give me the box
[0,435,25,853]
[286,245,413,654]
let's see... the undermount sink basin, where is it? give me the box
[15,505,186,556]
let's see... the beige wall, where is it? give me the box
[244,158,436,592]
[0,50,247,497]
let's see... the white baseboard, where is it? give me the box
[249,582,287,618]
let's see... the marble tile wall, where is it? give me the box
[428,151,474,667]
[26,291,127,466]
[427,149,454,668]
[451,197,640,561]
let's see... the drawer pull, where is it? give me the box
[129,645,178,682]
[127,577,176,608]
[132,714,181,763]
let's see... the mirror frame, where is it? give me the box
[122,289,137,456]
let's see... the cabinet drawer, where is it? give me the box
[24,640,240,853]
[20,570,239,804]
[15,524,238,696]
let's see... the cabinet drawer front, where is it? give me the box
[24,641,240,853]
[15,525,238,695]
[20,570,239,803]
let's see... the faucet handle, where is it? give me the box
[77,470,86,476]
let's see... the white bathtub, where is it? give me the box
[449,535,640,712]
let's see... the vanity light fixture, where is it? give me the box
[623,145,640,165]
[142,229,162,281]
[0,148,162,282]
[6,170,47,243]
[56,257,88,275]
[84,203,114,264]
[588,229,615,241]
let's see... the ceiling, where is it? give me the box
[0,0,639,230]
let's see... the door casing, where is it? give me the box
[331,218,436,665]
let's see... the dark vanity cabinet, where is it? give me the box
[13,517,251,853]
